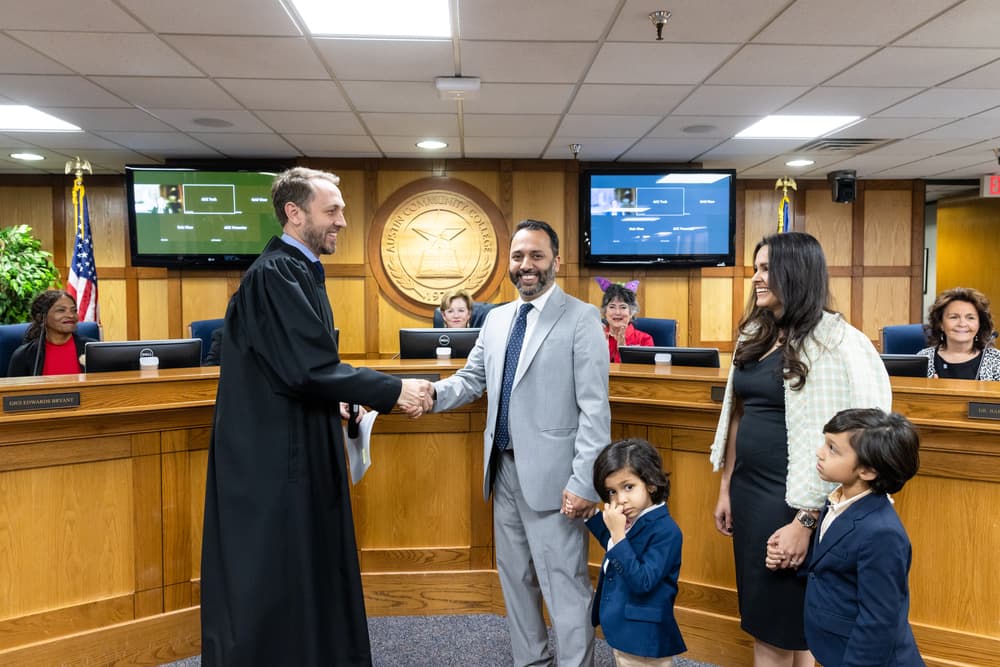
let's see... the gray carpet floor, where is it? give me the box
[162,613,719,666]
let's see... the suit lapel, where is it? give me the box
[513,285,565,388]
[623,504,666,542]
[812,493,886,563]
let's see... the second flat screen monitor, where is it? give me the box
[880,353,928,378]
[618,345,721,368]
[399,328,481,359]
[85,338,203,372]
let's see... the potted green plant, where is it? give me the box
[0,224,62,324]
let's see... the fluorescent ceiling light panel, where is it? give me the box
[656,173,729,184]
[735,115,860,139]
[291,0,451,37]
[0,105,82,132]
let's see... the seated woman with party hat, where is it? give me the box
[596,277,654,363]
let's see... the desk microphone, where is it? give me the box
[347,403,360,438]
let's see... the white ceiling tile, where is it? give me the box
[37,108,174,132]
[162,36,329,79]
[608,0,789,43]
[9,32,202,77]
[144,109,272,133]
[0,35,71,75]
[828,117,948,139]
[91,77,240,109]
[755,0,956,45]
[738,155,849,178]
[558,114,661,138]
[464,137,547,157]
[360,113,458,136]
[463,115,560,137]
[898,0,1000,48]
[92,131,215,152]
[217,79,350,111]
[863,139,979,157]
[459,0,614,40]
[876,89,1000,118]
[927,159,997,179]
[673,86,809,116]
[910,115,1000,140]
[315,38,454,82]
[461,41,594,83]
[569,84,693,115]
[284,134,382,157]
[700,138,807,159]
[620,137,724,162]
[871,154,994,178]
[255,111,365,134]
[73,149,160,170]
[941,60,1000,90]
[545,137,635,160]
[462,83,576,114]
[0,0,146,30]
[779,87,924,116]
[708,45,876,86]
[189,133,300,157]
[375,136,461,158]
[119,0,300,35]
[829,47,1000,87]
[588,43,738,85]
[648,116,762,139]
[4,131,124,150]
[341,81,444,113]
[0,75,128,107]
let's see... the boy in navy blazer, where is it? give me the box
[792,408,924,667]
[586,438,686,665]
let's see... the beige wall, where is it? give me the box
[0,164,925,355]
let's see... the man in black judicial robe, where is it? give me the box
[200,167,432,666]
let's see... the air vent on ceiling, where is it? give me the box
[797,137,894,152]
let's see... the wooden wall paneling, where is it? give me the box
[377,170,434,208]
[910,184,926,323]
[74,181,127,268]
[512,170,564,249]
[97,278,128,342]
[864,189,913,267]
[363,160,380,357]
[937,198,1000,307]
[138,278,171,340]
[132,445,163,595]
[644,275,691,345]
[0,185,54,253]
[179,275,232,330]
[862,276,911,340]
[741,188,777,265]
[803,187,853,266]
[829,276,853,320]
[167,273,183,340]
[851,181,865,327]
[378,299,429,356]
[698,277,734,344]
[189,449,208,583]
[330,277,366,356]
[332,168,367,266]
[161,446,193,591]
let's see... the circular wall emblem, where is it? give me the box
[368,177,508,316]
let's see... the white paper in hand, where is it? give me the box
[344,409,379,484]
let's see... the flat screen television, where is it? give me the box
[126,165,285,269]
[581,168,736,267]
[880,353,929,378]
[85,338,203,373]
[399,328,481,359]
[618,345,721,368]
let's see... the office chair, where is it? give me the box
[632,317,678,347]
[0,320,101,377]
[189,318,225,363]
[432,302,498,328]
[880,324,927,355]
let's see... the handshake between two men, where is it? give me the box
[395,378,435,418]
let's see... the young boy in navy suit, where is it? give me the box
[586,438,686,666]
[793,408,924,667]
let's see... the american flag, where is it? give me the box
[67,177,99,322]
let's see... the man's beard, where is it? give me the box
[509,262,555,299]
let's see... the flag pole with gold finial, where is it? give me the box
[775,176,796,233]
[64,156,100,323]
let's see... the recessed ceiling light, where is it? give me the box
[0,105,81,132]
[416,140,447,150]
[785,159,815,167]
[10,152,45,161]
[735,115,860,139]
[193,117,235,128]
[291,0,451,37]
[682,124,717,134]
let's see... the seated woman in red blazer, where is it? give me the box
[597,278,653,363]
[7,289,95,376]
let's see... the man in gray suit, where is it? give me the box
[432,219,611,666]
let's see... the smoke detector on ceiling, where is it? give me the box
[435,76,481,101]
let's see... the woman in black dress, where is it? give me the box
[709,233,891,666]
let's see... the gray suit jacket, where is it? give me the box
[432,284,611,510]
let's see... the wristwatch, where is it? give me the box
[795,510,818,530]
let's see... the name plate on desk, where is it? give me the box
[968,402,1000,420]
[3,392,81,413]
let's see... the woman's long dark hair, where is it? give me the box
[733,232,831,389]
[24,289,76,343]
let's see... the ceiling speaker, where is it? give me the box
[827,170,857,203]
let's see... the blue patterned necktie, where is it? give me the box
[494,302,532,452]
[312,261,325,281]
